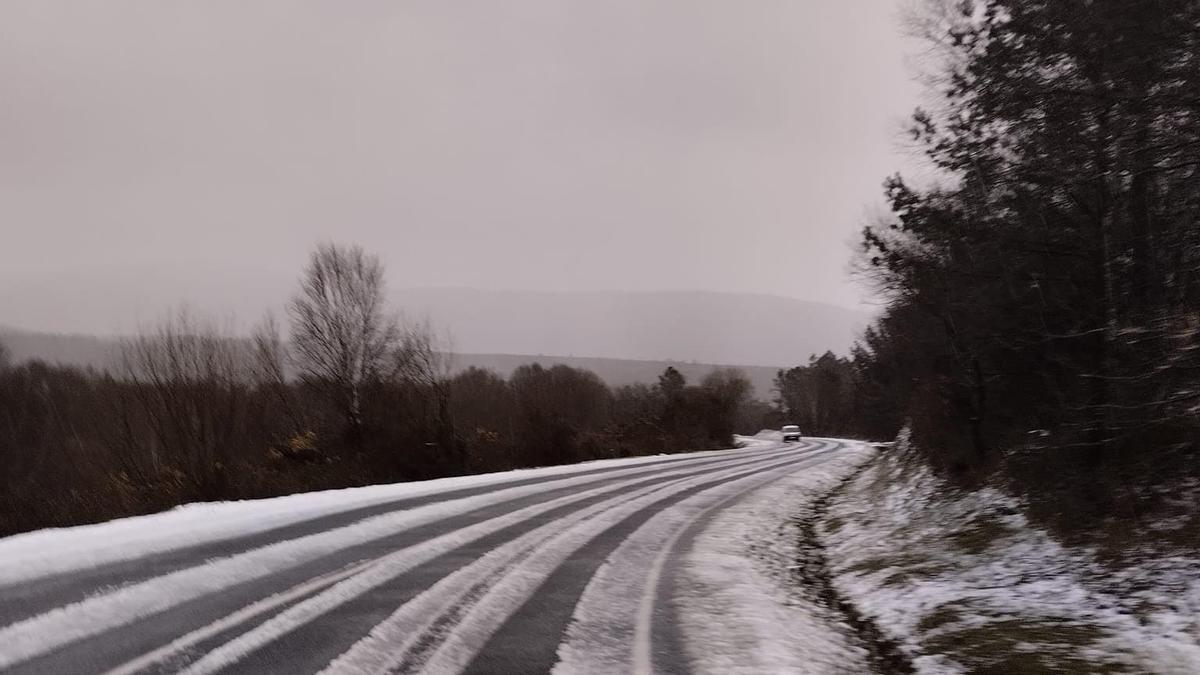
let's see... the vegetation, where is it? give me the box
[772,352,859,437]
[11,0,1195,544]
[0,245,756,537]
[842,0,1200,535]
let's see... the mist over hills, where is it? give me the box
[0,328,121,370]
[0,329,783,401]
[0,290,869,400]
[395,289,870,368]
[449,353,781,402]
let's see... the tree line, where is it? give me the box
[0,244,759,536]
[837,0,1200,525]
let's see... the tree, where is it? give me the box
[775,353,855,436]
[249,312,309,451]
[288,243,399,445]
[857,0,1200,474]
[510,364,612,466]
[657,366,687,432]
[658,367,686,398]
[698,369,752,445]
[450,368,514,438]
[388,322,460,471]
[121,309,252,496]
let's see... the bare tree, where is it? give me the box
[121,309,250,494]
[288,243,399,443]
[394,320,453,389]
[251,312,304,436]
[0,339,9,372]
[394,320,459,460]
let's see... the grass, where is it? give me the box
[923,615,1127,674]
[825,447,1164,673]
[949,512,1018,555]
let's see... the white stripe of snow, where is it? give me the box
[0,439,772,586]
[675,440,874,674]
[552,440,842,675]
[315,451,808,675]
[631,442,840,674]
[138,450,796,675]
[102,559,376,675]
[318,476,701,674]
[408,449,817,675]
[0,447,780,670]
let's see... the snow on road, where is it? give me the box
[0,443,771,587]
[2,451,786,669]
[552,439,873,675]
[673,441,875,674]
[0,436,873,674]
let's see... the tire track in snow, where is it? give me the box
[548,440,841,675]
[0,439,848,675]
[155,450,808,675]
[574,441,837,674]
[656,439,876,675]
[460,442,838,674]
[0,444,787,628]
[317,451,816,675]
[2,444,811,674]
[101,560,379,675]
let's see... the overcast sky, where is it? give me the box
[1,1,922,335]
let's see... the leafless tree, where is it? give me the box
[251,312,304,435]
[394,320,452,387]
[288,243,399,442]
[395,320,458,456]
[121,309,250,494]
[251,313,288,386]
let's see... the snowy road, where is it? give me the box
[0,438,863,674]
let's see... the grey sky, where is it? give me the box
[1,1,920,335]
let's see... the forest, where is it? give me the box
[839,0,1200,538]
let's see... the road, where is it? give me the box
[0,438,849,674]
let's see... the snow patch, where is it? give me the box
[823,435,1200,674]
[674,440,876,674]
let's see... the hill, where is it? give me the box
[0,328,121,371]
[0,328,781,400]
[395,288,869,368]
[450,353,779,401]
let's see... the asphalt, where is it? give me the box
[0,438,840,674]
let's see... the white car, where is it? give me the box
[781,424,802,442]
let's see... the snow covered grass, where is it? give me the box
[822,431,1200,674]
[674,438,877,674]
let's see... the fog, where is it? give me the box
[0,0,919,336]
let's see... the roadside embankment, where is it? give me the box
[819,431,1200,674]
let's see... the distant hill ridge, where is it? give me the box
[1,289,868,400]
[0,328,781,400]
[449,353,781,401]
[393,288,869,368]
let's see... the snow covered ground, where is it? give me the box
[672,437,876,674]
[822,430,1200,674]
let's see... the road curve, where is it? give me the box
[0,438,847,674]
